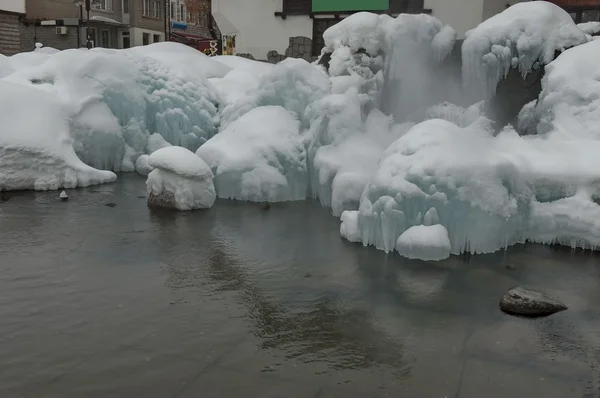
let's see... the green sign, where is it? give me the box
[312,0,389,12]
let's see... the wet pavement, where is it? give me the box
[0,173,599,397]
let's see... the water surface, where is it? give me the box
[1,174,599,397]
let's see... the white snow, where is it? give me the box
[146,146,215,211]
[0,80,116,191]
[462,1,589,99]
[396,224,452,261]
[135,154,153,176]
[577,21,600,36]
[197,106,306,202]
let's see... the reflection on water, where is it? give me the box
[1,173,599,397]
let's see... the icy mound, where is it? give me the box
[213,55,274,76]
[0,80,116,191]
[577,21,600,36]
[219,58,330,129]
[197,106,307,202]
[146,146,215,210]
[1,43,220,171]
[462,1,589,99]
[339,119,532,255]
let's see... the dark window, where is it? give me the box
[143,32,150,45]
[582,9,600,22]
[123,0,129,13]
[123,36,130,48]
[88,27,97,47]
[153,34,160,43]
[283,0,311,14]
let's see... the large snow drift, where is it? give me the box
[462,1,589,99]
[0,80,116,191]
[197,106,307,202]
[146,146,215,210]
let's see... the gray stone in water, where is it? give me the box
[147,191,177,209]
[500,286,567,317]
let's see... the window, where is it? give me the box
[123,0,129,13]
[153,34,160,43]
[100,30,110,48]
[170,2,175,19]
[582,10,600,23]
[87,27,97,47]
[96,0,112,11]
[143,32,150,45]
[143,0,160,18]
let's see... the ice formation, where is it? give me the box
[462,1,589,100]
[146,146,215,210]
[197,106,306,202]
[0,80,116,191]
[1,43,221,172]
[3,4,600,259]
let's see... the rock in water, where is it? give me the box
[260,202,271,211]
[500,286,567,317]
[59,190,68,201]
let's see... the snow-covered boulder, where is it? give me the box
[146,146,215,210]
[463,1,589,99]
[197,106,307,202]
[396,225,451,261]
[0,80,116,191]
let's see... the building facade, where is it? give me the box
[20,0,165,51]
[0,0,25,55]
[167,0,219,53]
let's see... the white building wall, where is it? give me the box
[0,0,25,13]
[424,0,484,39]
[130,27,165,47]
[212,0,312,60]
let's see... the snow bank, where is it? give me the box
[0,80,116,191]
[197,106,306,202]
[463,1,589,99]
[146,146,215,210]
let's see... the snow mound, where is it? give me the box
[463,1,589,99]
[0,80,116,191]
[219,58,330,129]
[396,224,452,261]
[146,146,215,210]
[577,22,600,36]
[521,39,600,140]
[196,106,306,202]
[213,55,273,76]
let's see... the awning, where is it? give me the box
[212,11,238,35]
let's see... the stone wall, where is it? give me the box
[20,24,80,52]
[266,36,313,64]
[0,12,21,55]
